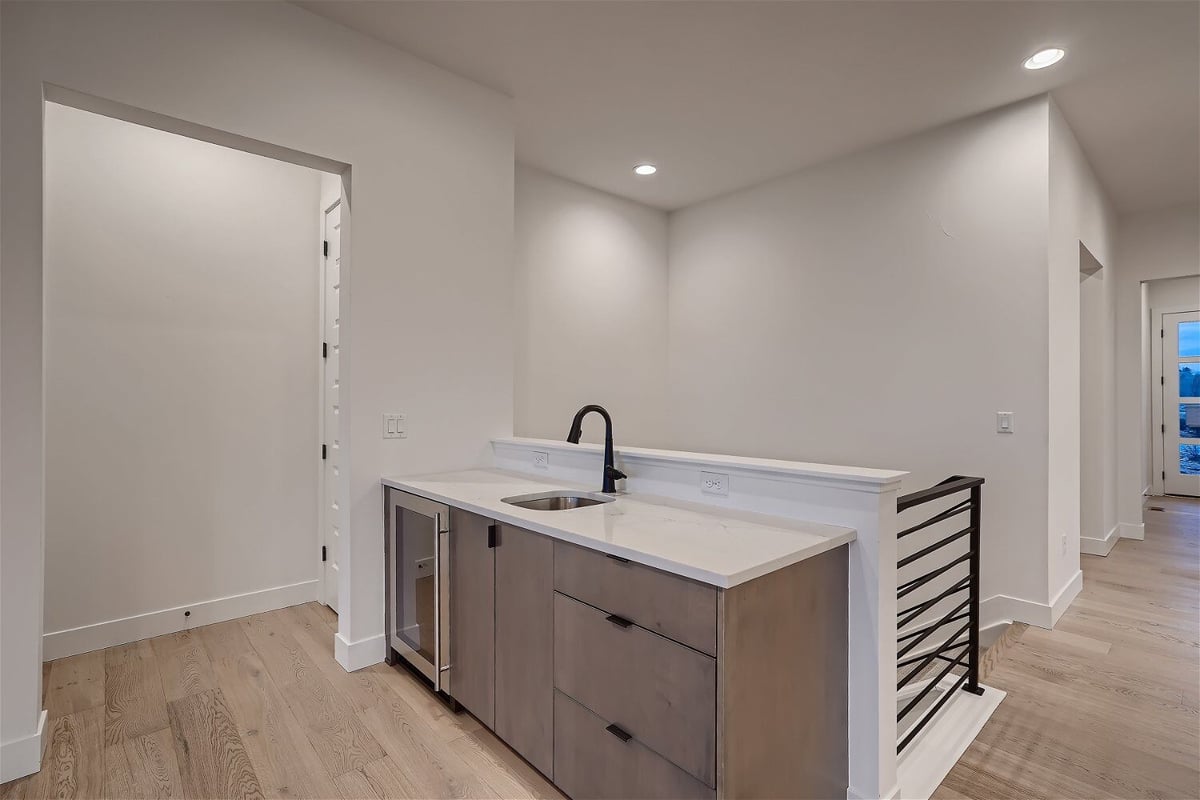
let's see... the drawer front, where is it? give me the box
[553,592,716,786]
[553,541,717,655]
[553,691,715,800]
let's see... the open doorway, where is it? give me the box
[1147,276,1200,498]
[42,101,346,659]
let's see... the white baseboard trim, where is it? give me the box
[43,580,319,660]
[0,709,47,784]
[1080,525,1120,556]
[847,783,900,800]
[981,569,1082,630]
[1048,569,1083,627]
[334,632,385,672]
[1119,521,1145,541]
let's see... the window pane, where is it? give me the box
[1181,363,1200,398]
[1181,321,1200,358]
[1181,404,1200,438]
[1182,445,1200,475]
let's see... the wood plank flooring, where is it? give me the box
[936,496,1200,800]
[3,498,1195,799]
[0,605,563,800]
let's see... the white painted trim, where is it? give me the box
[1119,521,1145,541]
[42,581,318,660]
[1080,524,1120,556]
[848,784,900,800]
[493,437,908,492]
[896,683,1005,800]
[334,632,386,672]
[981,569,1082,630]
[0,709,47,784]
[1048,569,1083,627]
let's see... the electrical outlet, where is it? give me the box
[700,471,729,496]
[383,413,407,439]
[532,451,549,469]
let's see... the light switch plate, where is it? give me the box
[700,471,729,496]
[996,411,1014,434]
[383,413,407,439]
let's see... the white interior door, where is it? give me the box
[321,202,343,609]
[1163,310,1200,497]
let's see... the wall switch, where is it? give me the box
[996,411,1014,434]
[532,451,549,469]
[700,471,729,496]
[383,413,407,439]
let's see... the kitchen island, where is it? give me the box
[381,467,857,799]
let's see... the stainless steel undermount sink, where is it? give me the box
[501,490,615,511]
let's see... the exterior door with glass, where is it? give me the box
[1163,311,1200,497]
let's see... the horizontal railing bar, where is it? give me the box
[897,643,970,722]
[897,599,971,659]
[898,629,970,669]
[898,525,972,568]
[898,669,971,752]
[897,475,985,512]
[897,498,973,539]
[897,576,970,629]
[897,623,971,688]
[898,552,972,599]
[898,610,970,643]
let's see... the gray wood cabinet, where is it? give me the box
[448,508,495,727]
[429,504,847,799]
[494,523,554,777]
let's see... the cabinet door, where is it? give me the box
[449,508,495,727]
[495,524,554,777]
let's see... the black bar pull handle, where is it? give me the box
[605,723,632,742]
[606,553,630,564]
[605,614,633,629]
[487,524,498,548]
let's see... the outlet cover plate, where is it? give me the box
[700,471,729,496]
[532,451,549,469]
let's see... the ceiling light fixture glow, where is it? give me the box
[633,163,657,176]
[1023,48,1065,70]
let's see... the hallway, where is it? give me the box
[936,497,1200,799]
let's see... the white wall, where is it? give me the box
[2,1,513,779]
[1145,274,1200,490]
[514,165,670,447]
[666,98,1052,624]
[42,103,321,656]
[1047,98,1116,591]
[1116,205,1200,533]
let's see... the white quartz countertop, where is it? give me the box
[381,469,855,588]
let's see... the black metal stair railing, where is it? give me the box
[895,475,985,753]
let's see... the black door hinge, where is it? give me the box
[1161,329,1164,338]
[323,240,329,257]
[1162,423,1166,433]
[322,342,328,359]
[321,545,327,562]
[487,523,498,548]
[1163,470,1167,480]
[321,444,327,460]
[1161,376,1165,385]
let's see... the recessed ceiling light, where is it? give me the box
[1023,48,1065,70]
[633,163,657,176]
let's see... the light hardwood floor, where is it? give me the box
[936,495,1200,800]
[4,499,1196,799]
[0,603,563,800]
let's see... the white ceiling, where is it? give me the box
[298,1,1199,214]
